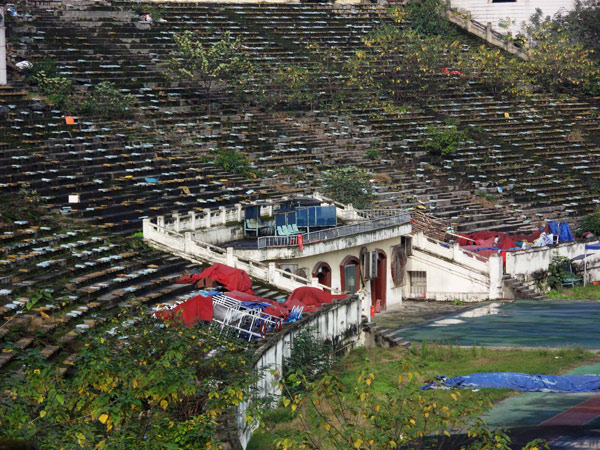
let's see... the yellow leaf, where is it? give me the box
[366,378,372,385]
[450,393,457,401]
[282,398,290,408]
[410,418,416,425]
[354,438,363,448]
[39,410,46,418]
[291,404,297,412]
[325,424,331,431]
[444,430,451,437]
[132,379,138,389]
[99,414,109,424]
[160,399,168,410]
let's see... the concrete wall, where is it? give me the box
[237,294,363,449]
[408,232,503,301]
[450,0,575,35]
[506,241,600,283]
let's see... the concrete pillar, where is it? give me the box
[189,211,196,230]
[204,208,212,228]
[0,9,6,86]
[157,216,165,228]
[219,206,227,225]
[173,213,180,232]
[226,247,235,267]
[267,204,273,217]
[485,22,492,42]
[235,203,243,222]
[488,254,503,300]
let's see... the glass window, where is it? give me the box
[344,263,358,294]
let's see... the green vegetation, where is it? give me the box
[209,148,257,178]
[0,311,258,449]
[168,31,251,112]
[364,148,381,161]
[80,82,134,119]
[422,124,467,157]
[547,284,600,300]
[250,345,593,449]
[578,206,600,236]
[406,0,453,37]
[322,166,373,209]
[553,0,600,60]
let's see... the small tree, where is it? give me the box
[80,81,134,119]
[323,166,373,209]
[168,31,251,112]
[579,206,600,236]
[406,0,453,37]
[209,148,256,178]
[422,124,467,157]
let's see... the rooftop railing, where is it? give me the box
[257,212,411,249]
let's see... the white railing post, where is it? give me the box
[173,213,180,232]
[311,276,320,287]
[226,247,235,267]
[236,203,243,222]
[204,208,212,228]
[219,206,227,225]
[189,211,196,230]
[157,216,165,228]
[268,262,277,285]
[184,232,192,252]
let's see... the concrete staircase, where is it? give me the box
[502,274,545,300]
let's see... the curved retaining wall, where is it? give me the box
[237,294,363,449]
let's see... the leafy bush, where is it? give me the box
[322,166,373,209]
[406,0,453,36]
[364,148,381,161]
[0,310,258,449]
[547,256,572,290]
[283,327,334,382]
[423,124,466,156]
[579,206,600,236]
[209,148,256,178]
[80,82,134,119]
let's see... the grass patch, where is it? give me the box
[547,284,600,299]
[249,344,597,449]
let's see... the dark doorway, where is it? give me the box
[370,250,387,310]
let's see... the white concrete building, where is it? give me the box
[143,195,600,309]
[450,0,575,35]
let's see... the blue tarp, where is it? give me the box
[585,242,600,251]
[559,222,575,242]
[548,221,560,236]
[421,372,600,393]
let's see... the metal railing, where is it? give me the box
[257,212,411,249]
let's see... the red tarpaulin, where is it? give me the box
[286,286,347,307]
[176,264,254,294]
[155,293,213,327]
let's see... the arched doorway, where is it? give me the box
[370,250,387,310]
[312,262,332,288]
[340,256,360,294]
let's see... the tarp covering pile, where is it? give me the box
[422,372,600,393]
[456,221,575,262]
[161,265,347,326]
[176,263,254,294]
[155,291,215,327]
